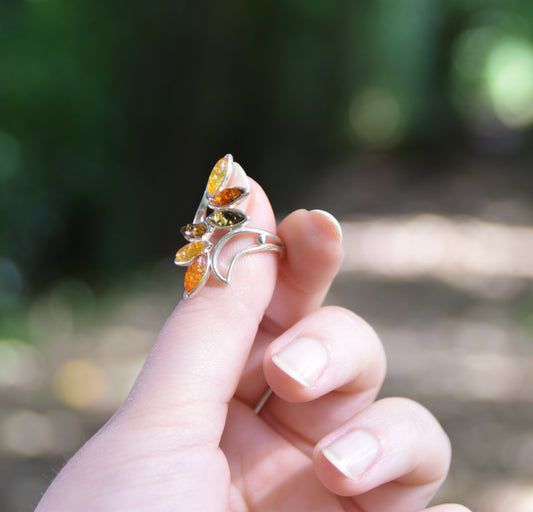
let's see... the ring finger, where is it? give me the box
[314,397,452,512]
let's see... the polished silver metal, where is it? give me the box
[175,154,284,298]
[254,388,273,414]
[212,228,284,284]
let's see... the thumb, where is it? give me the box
[119,158,279,443]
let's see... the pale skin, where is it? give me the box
[36,176,471,512]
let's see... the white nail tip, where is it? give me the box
[272,337,328,387]
[311,209,343,241]
[322,430,380,480]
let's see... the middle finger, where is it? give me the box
[260,306,386,451]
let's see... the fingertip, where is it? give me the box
[310,209,343,242]
[263,306,385,405]
[312,428,383,496]
[277,209,344,294]
[264,334,329,403]
[279,208,343,252]
[312,397,452,500]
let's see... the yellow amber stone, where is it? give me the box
[209,187,245,208]
[184,254,208,293]
[207,157,228,195]
[175,241,206,263]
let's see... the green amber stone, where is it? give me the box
[207,209,247,228]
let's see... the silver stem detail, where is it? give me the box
[211,229,284,284]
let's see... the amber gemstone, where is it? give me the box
[209,187,246,208]
[207,209,248,228]
[207,157,228,195]
[181,222,209,240]
[184,254,209,293]
[175,241,207,264]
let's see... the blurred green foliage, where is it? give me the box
[1,0,533,320]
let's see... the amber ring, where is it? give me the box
[174,154,284,298]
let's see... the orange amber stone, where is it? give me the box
[207,157,228,195]
[175,241,207,264]
[184,254,208,293]
[209,187,246,208]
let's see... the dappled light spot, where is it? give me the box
[349,87,403,149]
[53,359,106,409]
[0,339,44,390]
[462,353,529,401]
[380,321,533,404]
[0,408,83,457]
[486,37,533,129]
[0,410,54,457]
[28,296,74,344]
[453,26,499,80]
[480,483,533,512]
[451,26,533,135]
[341,214,533,299]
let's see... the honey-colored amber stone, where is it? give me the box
[207,209,247,228]
[184,254,208,293]
[175,241,207,264]
[209,187,246,208]
[181,222,209,240]
[207,157,228,195]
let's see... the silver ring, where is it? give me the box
[174,154,284,298]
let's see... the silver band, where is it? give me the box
[254,388,273,414]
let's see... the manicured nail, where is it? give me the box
[311,210,343,241]
[322,430,381,480]
[272,338,328,387]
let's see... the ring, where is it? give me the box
[174,154,284,298]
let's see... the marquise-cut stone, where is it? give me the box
[175,241,207,263]
[207,209,247,228]
[209,187,246,208]
[181,222,209,240]
[207,157,228,195]
[184,254,208,293]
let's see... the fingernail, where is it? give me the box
[322,430,381,480]
[272,338,328,387]
[230,161,250,188]
[311,210,343,241]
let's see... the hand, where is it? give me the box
[36,177,470,512]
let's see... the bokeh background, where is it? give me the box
[1,1,533,510]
